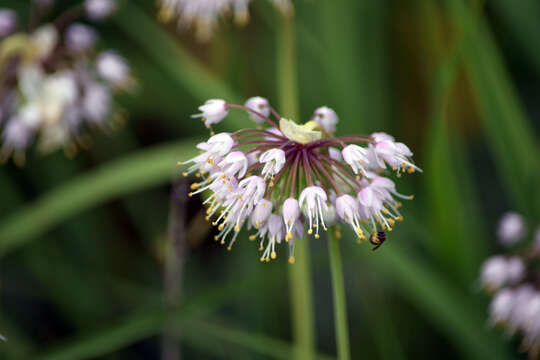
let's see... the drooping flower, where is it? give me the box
[191,99,229,129]
[0,1,129,165]
[179,97,421,262]
[157,0,293,41]
[368,132,421,176]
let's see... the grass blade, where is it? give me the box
[0,140,198,256]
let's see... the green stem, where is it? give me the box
[328,233,350,360]
[277,15,316,360]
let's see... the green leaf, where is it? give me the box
[0,140,199,256]
[113,2,246,126]
[357,242,516,360]
[447,0,540,216]
[180,318,334,360]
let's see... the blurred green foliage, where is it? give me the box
[0,0,539,359]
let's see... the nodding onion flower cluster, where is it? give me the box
[158,0,293,41]
[179,97,421,263]
[0,0,131,165]
[480,213,540,358]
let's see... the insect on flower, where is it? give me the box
[179,96,421,263]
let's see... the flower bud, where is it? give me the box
[85,0,117,20]
[313,106,338,133]
[65,23,97,53]
[244,96,270,124]
[0,9,17,38]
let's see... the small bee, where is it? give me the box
[369,231,386,251]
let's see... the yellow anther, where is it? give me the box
[220,240,225,245]
[177,161,182,166]
[214,236,219,241]
[196,173,201,178]
[234,225,240,232]
[220,174,226,179]
[249,235,256,241]
[227,247,232,251]
[259,247,263,251]
[315,234,320,239]
[256,221,261,228]
[307,229,313,235]
[410,195,414,200]
[387,227,393,231]
[188,192,193,197]
[182,172,188,177]
[388,218,395,226]
[218,224,224,231]
[408,167,415,174]
[288,256,295,264]
[205,216,210,221]
[356,238,362,244]
[271,251,277,259]
[285,232,292,242]
[260,257,265,262]
[190,183,199,190]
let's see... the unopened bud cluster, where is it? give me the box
[179,97,421,263]
[0,0,130,165]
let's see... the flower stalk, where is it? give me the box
[328,231,351,360]
[277,16,316,360]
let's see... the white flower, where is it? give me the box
[244,96,270,124]
[179,132,234,176]
[299,186,328,238]
[159,0,292,41]
[489,288,515,325]
[328,147,342,162]
[82,83,111,124]
[2,119,34,152]
[357,179,405,232]
[192,99,229,127]
[65,23,98,53]
[40,72,78,125]
[259,148,286,180]
[97,51,130,87]
[342,144,369,176]
[260,214,284,262]
[217,151,248,178]
[282,198,300,241]
[250,199,272,229]
[480,256,524,291]
[0,9,17,37]
[85,0,117,20]
[31,25,58,60]
[336,194,366,240]
[313,106,338,134]
[497,212,526,246]
[370,134,421,174]
[205,132,234,156]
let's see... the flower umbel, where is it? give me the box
[0,1,130,165]
[480,212,540,358]
[180,97,421,262]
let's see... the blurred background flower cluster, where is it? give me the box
[0,0,539,359]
